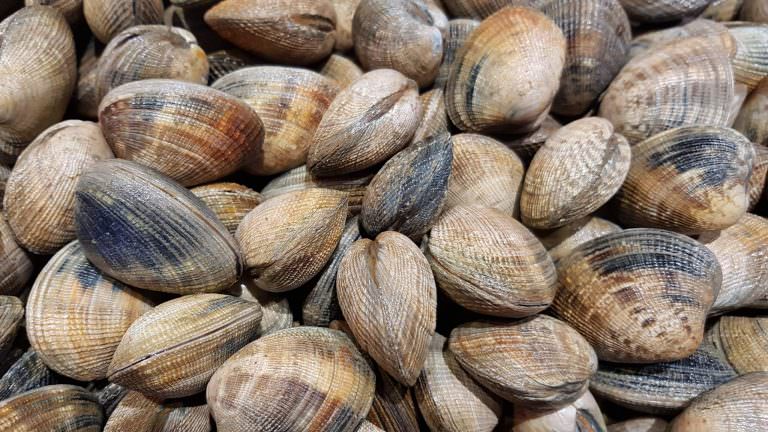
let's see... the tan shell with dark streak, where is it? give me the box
[513,390,607,432]
[0,216,33,296]
[434,19,478,90]
[83,0,163,43]
[619,0,711,22]
[320,54,363,89]
[207,327,375,432]
[24,0,81,23]
[554,229,721,363]
[540,216,622,262]
[212,66,340,175]
[449,316,598,408]
[230,278,293,335]
[331,0,361,51]
[500,115,562,160]
[727,23,768,91]
[412,89,448,143]
[608,418,668,432]
[710,316,768,374]
[0,296,22,357]
[0,385,103,431]
[191,182,262,235]
[734,77,768,146]
[104,391,210,432]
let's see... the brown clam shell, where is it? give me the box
[0,385,103,431]
[83,0,163,43]
[190,182,262,235]
[319,54,364,89]
[24,0,81,23]
[104,391,210,432]
[0,296,22,357]
[206,49,258,84]
[500,115,562,160]
[608,418,669,432]
[619,0,711,22]
[734,77,768,146]
[540,216,623,263]
[434,19,479,90]
[710,316,768,374]
[331,0,361,51]
[230,278,293,336]
[0,216,33,296]
[727,23,768,91]
[513,390,607,432]
[412,89,449,143]
[741,0,768,22]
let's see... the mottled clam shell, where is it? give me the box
[513,390,607,432]
[741,0,768,21]
[434,19,478,90]
[554,229,721,363]
[0,350,57,401]
[0,296,22,357]
[83,0,163,43]
[319,54,364,89]
[104,391,210,432]
[337,231,437,385]
[521,117,631,229]
[108,294,262,399]
[331,0,361,51]
[308,69,422,177]
[599,36,734,144]
[441,0,548,18]
[412,89,449,143]
[0,7,76,163]
[614,126,754,234]
[608,418,669,432]
[415,333,502,432]
[24,0,81,23]
[710,316,768,374]
[619,0,711,22]
[0,385,102,431]
[0,216,32,296]
[449,316,598,408]
[204,0,337,65]
[74,159,243,294]
[428,205,557,318]
[628,19,736,61]
[212,66,340,175]
[540,216,623,262]
[230,278,292,336]
[728,23,768,90]
[206,49,258,84]
[191,182,262,235]
[446,7,565,134]
[207,327,375,432]
[99,79,265,187]
[734,77,768,146]
[701,0,743,21]
[76,40,100,119]
[500,115,562,160]
[748,145,768,209]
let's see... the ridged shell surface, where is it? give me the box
[230,279,293,335]
[501,115,562,160]
[320,54,363,89]
[357,421,384,432]
[748,144,766,210]
[0,350,57,401]
[0,296,22,356]
[710,316,768,374]
[191,182,262,234]
[24,0,81,23]
[412,89,448,143]
[76,41,100,119]
[104,391,210,432]
[540,216,623,262]
[734,77,768,146]
[206,49,257,84]
[728,24,768,90]
[513,390,607,432]
[434,19,478,90]
[83,0,163,43]
[441,0,548,18]
[0,216,32,295]
[628,19,736,61]
[619,0,711,22]
[0,385,103,432]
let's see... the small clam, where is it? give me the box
[618,0,712,22]
[0,297,22,357]
[337,231,437,385]
[190,182,262,235]
[212,66,340,175]
[709,316,768,374]
[734,77,768,146]
[727,23,768,90]
[206,49,257,84]
[0,385,103,431]
[700,0,743,21]
[24,0,81,23]
[608,418,669,432]
[513,390,607,432]
[330,0,361,51]
[628,19,736,61]
[412,89,449,143]
[500,115,562,160]
[104,391,210,432]
[204,0,337,65]
[108,293,262,399]
[741,0,768,22]
[74,160,243,294]
[207,327,375,432]
[434,19,479,90]
[319,54,364,89]
[230,278,293,336]
[76,40,100,119]
[0,351,57,401]
[0,216,33,296]
[449,316,598,408]
[307,69,422,177]
[83,0,163,43]
[539,216,622,263]
[554,229,721,363]
[99,79,265,187]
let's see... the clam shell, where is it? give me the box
[164,5,229,52]
[74,159,243,294]
[608,418,669,432]
[83,0,163,43]
[614,126,754,234]
[0,347,23,386]
[76,40,100,119]
[539,216,623,263]
[741,0,768,22]
[500,115,562,160]
[230,278,293,336]
[427,205,557,318]
[207,327,375,432]
[331,0,361,51]
[412,89,449,143]
[710,316,768,374]
[521,117,631,229]
[108,293,262,399]
[0,350,57,401]
[448,316,598,408]
[204,0,337,65]
[0,297,22,357]
[748,145,768,209]
[0,165,10,207]
[619,0,711,22]
[700,0,743,21]
[99,79,265,187]
[628,19,736,61]
[0,216,32,296]
[319,54,363,89]
[554,229,721,363]
[513,390,607,432]
[94,383,127,418]
[441,0,547,18]
[24,0,81,23]
[434,19,479,90]
[4,121,113,254]
[0,6,76,163]
[190,182,262,235]
[206,49,257,84]
[0,385,102,431]
[728,23,768,90]
[337,231,437,385]
[104,391,210,432]
[26,241,154,381]
[357,421,384,432]
[212,66,340,175]
[734,77,768,146]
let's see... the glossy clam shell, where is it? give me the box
[26,241,154,381]
[319,54,363,89]
[206,49,257,84]
[337,231,437,386]
[207,327,375,432]
[24,0,81,23]
[104,391,210,432]
[428,205,557,318]
[628,19,736,61]
[0,350,57,401]
[741,0,768,21]
[449,316,598,408]
[446,7,566,134]
[513,390,607,432]
[728,24,768,90]
[0,216,32,296]
[204,0,337,65]
[212,66,340,175]
[331,0,361,51]
[434,19,479,90]
[554,229,721,363]
[5,121,113,254]
[0,296,22,357]
[710,316,768,374]
[99,79,264,187]
[412,89,449,143]
[0,6,76,163]
[619,0,711,22]
[614,126,753,234]
[540,216,623,262]
[734,77,768,146]
[308,69,421,177]
[83,0,163,43]
[74,159,243,294]
[608,418,669,432]
[521,117,630,229]
[500,115,562,160]
[108,293,262,399]
[191,182,261,235]
[0,385,102,431]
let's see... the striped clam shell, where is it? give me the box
[727,23,768,91]
[0,164,9,207]
[0,385,103,431]
[0,216,32,296]
[190,182,262,235]
[628,19,736,61]
[539,216,622,263]
[104,391,210,432]
[709,316,768,374]
[230,278,293,336]
[319,54,364,89]
[0,296,22,357]
[206,49,258,84]
[412,89,448,143]
[434,19,479,90]
[734,77,768,146]
[94,383,127,419]
[748,144,767,210]
[618,0,712,23]
[500,115,562,160]
[0,350,57,401]
[514,390,607,432]
[83,0,163,43]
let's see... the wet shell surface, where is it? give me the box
[308,69,421,176]
[427,205,558,318]
[206,49,258,84]
[513,390,607,432]
[98,79,265,187]
[710,316,768,374]
[446,6,566,134]
[412,89,448,143]
[0,216,33,296]
[337,231,437,386]
[319,54,364,89]
[4,120,113,255]
[190,182,262,235]
[619,0,712,22]
[108,293,262,399]
[734,76,768,146]
[331,0,361,51]
[728,24,768,91]
[0,385,103,431]
[434,19,478,90]
[614,126,754,234]
[608,418,669,432]
[0,350,57,401]
[207,327,375,432]
[448,316,598,408]
[230,278,293,336]
[104,391,210,432]
[74,159,243,294]
[212,66,340,175]
[521,117,631,230]
[0,296,22,356]
[540,216,623,262]
[83,0,163,43]
[554,229,721,363]
[500,115,562,160]
[204,0,337,65]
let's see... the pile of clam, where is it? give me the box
[1,0,768,431]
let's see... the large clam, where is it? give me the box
[0,385,103,431]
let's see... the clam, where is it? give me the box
[337,231,436,385]
[728,23,768,91]
[434,19,479,90]
[709,316,768,374]
[440,0,547,18]
[108,293,262,399]
[357,422,384,432]
[24,0,81,23]
[521,117,631,230]
[446,7,566,134]
[618,0,712,22]
[513,390,607,432]
[412,89,449,143]
[734,77,768,146]
[0,351,57,401]
[539,216,622,263]
[319,54,364,89]
[230,278,293,335]
[164,5,229,53]
[206,49,258,84]
[26,241,154,381]
[741,0,768,22]
[0,216,33,296]
[628,19,736,61]
[748,144,768,210]
[74,159,243,294]
[104,391,210,432]
[0,297,22,357]
[204,0,337,65]
[207,327,375,432]
[608,418,669,432]
[361,133,452,240]
[427,205,557,318]
[190,182,262,235]
[331,0,361,51]
[0,165,9,207]
[700,0,743,21]
[500,115,562,160]
[0,6,76,163]
[0,347,23,385]
[0,385,103,431]
[99,79,264,187]
[554,229,721,363]
[353,0,443,87]
[83,0,163,43]
[4,121,113,255]
[94,383,128,418]
[307,69,421,177]
[449,316,598,408]
[212,66,340,175]
[76,40,100,119]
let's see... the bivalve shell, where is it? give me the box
[628,19,736,61]
[0,385,102,431]
[513,390,607,432]
[191,182,262,235]
[0,296,22,357]
[709,316,768,374]
[319,54,364,89]
[0,350,57,401]
[24,0,81,23]
[741,0,768,22]
[83,0,163,43]
[331,0,361,51]
[357,421,384,432]
[727,23,768,90]
[104,391,210,432]
[230,279,293,336]
[441,0,548,18]
[618,0,711,22]
[734,77,768,146]
[701,0,743,20]
[0,216,33,296]
[500,115,562,160]
[76,41,100,119]
[539,216,622,263]
[206,49,258,84]
[434,19,478,90]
